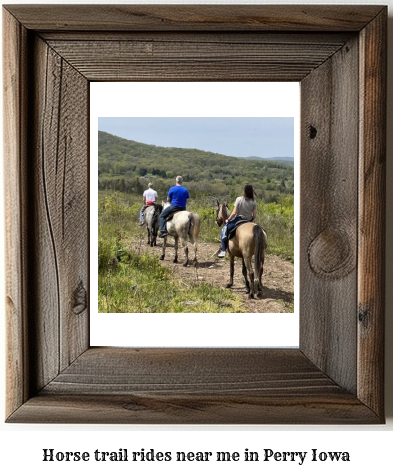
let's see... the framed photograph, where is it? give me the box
[4,5,386,424]
[91,83,299,347]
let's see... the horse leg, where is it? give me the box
[192,241,197,266]
[147,228,151,246]
[244,255,255,299]
[256,263,263,298]
[255,229,267,298]
[255,252,264,298]
[188,235,197,266]
[180,237,189,266]
[188,214,200,267]
[226,254,235,288]
[160,236,167,260]
[242,258,251,294]
[173,237,179,263]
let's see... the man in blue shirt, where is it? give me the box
[158,176,190,237]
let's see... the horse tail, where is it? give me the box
[152,203,163,227]
[188,212,201,242]
[253,225,267,277]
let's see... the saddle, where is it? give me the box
[227,219,253,240]
[164,209,182,222]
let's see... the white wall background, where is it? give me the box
[90,82,301,348]
[1,0,392,472]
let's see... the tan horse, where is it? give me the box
[160,202,201,266]
[216,201,267,298]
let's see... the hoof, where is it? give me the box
[248,294,255,299]
[226,283,233,288]
[193,260,198,268]
[183,261,189,267]
[173,258,178,264]
[159,255,164,261]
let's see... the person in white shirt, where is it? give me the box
[139,183,158,225]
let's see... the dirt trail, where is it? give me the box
[135,238,294,313]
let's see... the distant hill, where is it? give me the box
[246,155,293,162]
[245,156,294,167]
[98,131,294,201]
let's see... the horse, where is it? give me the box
[216,201,267,299]
[160,202,201,266]
[144,203,163,247]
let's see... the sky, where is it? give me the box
[98,117,294,159]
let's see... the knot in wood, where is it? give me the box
[358,307,370,325]
[73,281,87,315]
[308,228,355,279]
[309,125,317,139]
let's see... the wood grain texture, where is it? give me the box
[3,9,30,418]
[46,36,348,82]
[3,5,384,32]
[7,348,379,424]
[44,348,340,395]
[3,5,386,424]
[30,36,89,388]
[9,392,378,425]
[358,9,387,417]
[300,36,359,394]
[40,31,354,44]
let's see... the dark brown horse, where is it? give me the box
[216,201,267,298]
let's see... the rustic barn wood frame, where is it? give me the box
[4,5,386,424]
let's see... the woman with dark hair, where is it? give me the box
[218,184,257,258]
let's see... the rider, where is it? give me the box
[139,182,158,225]
[217,184,257,258]
[158,175,190,238]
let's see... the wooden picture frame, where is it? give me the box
[3,5,386,424]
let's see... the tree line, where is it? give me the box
[98,131,294,203]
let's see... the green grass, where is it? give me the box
[98,190,294,260]
[97,190,294,313]
[258,198,294,262]
[98,250,246,313]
